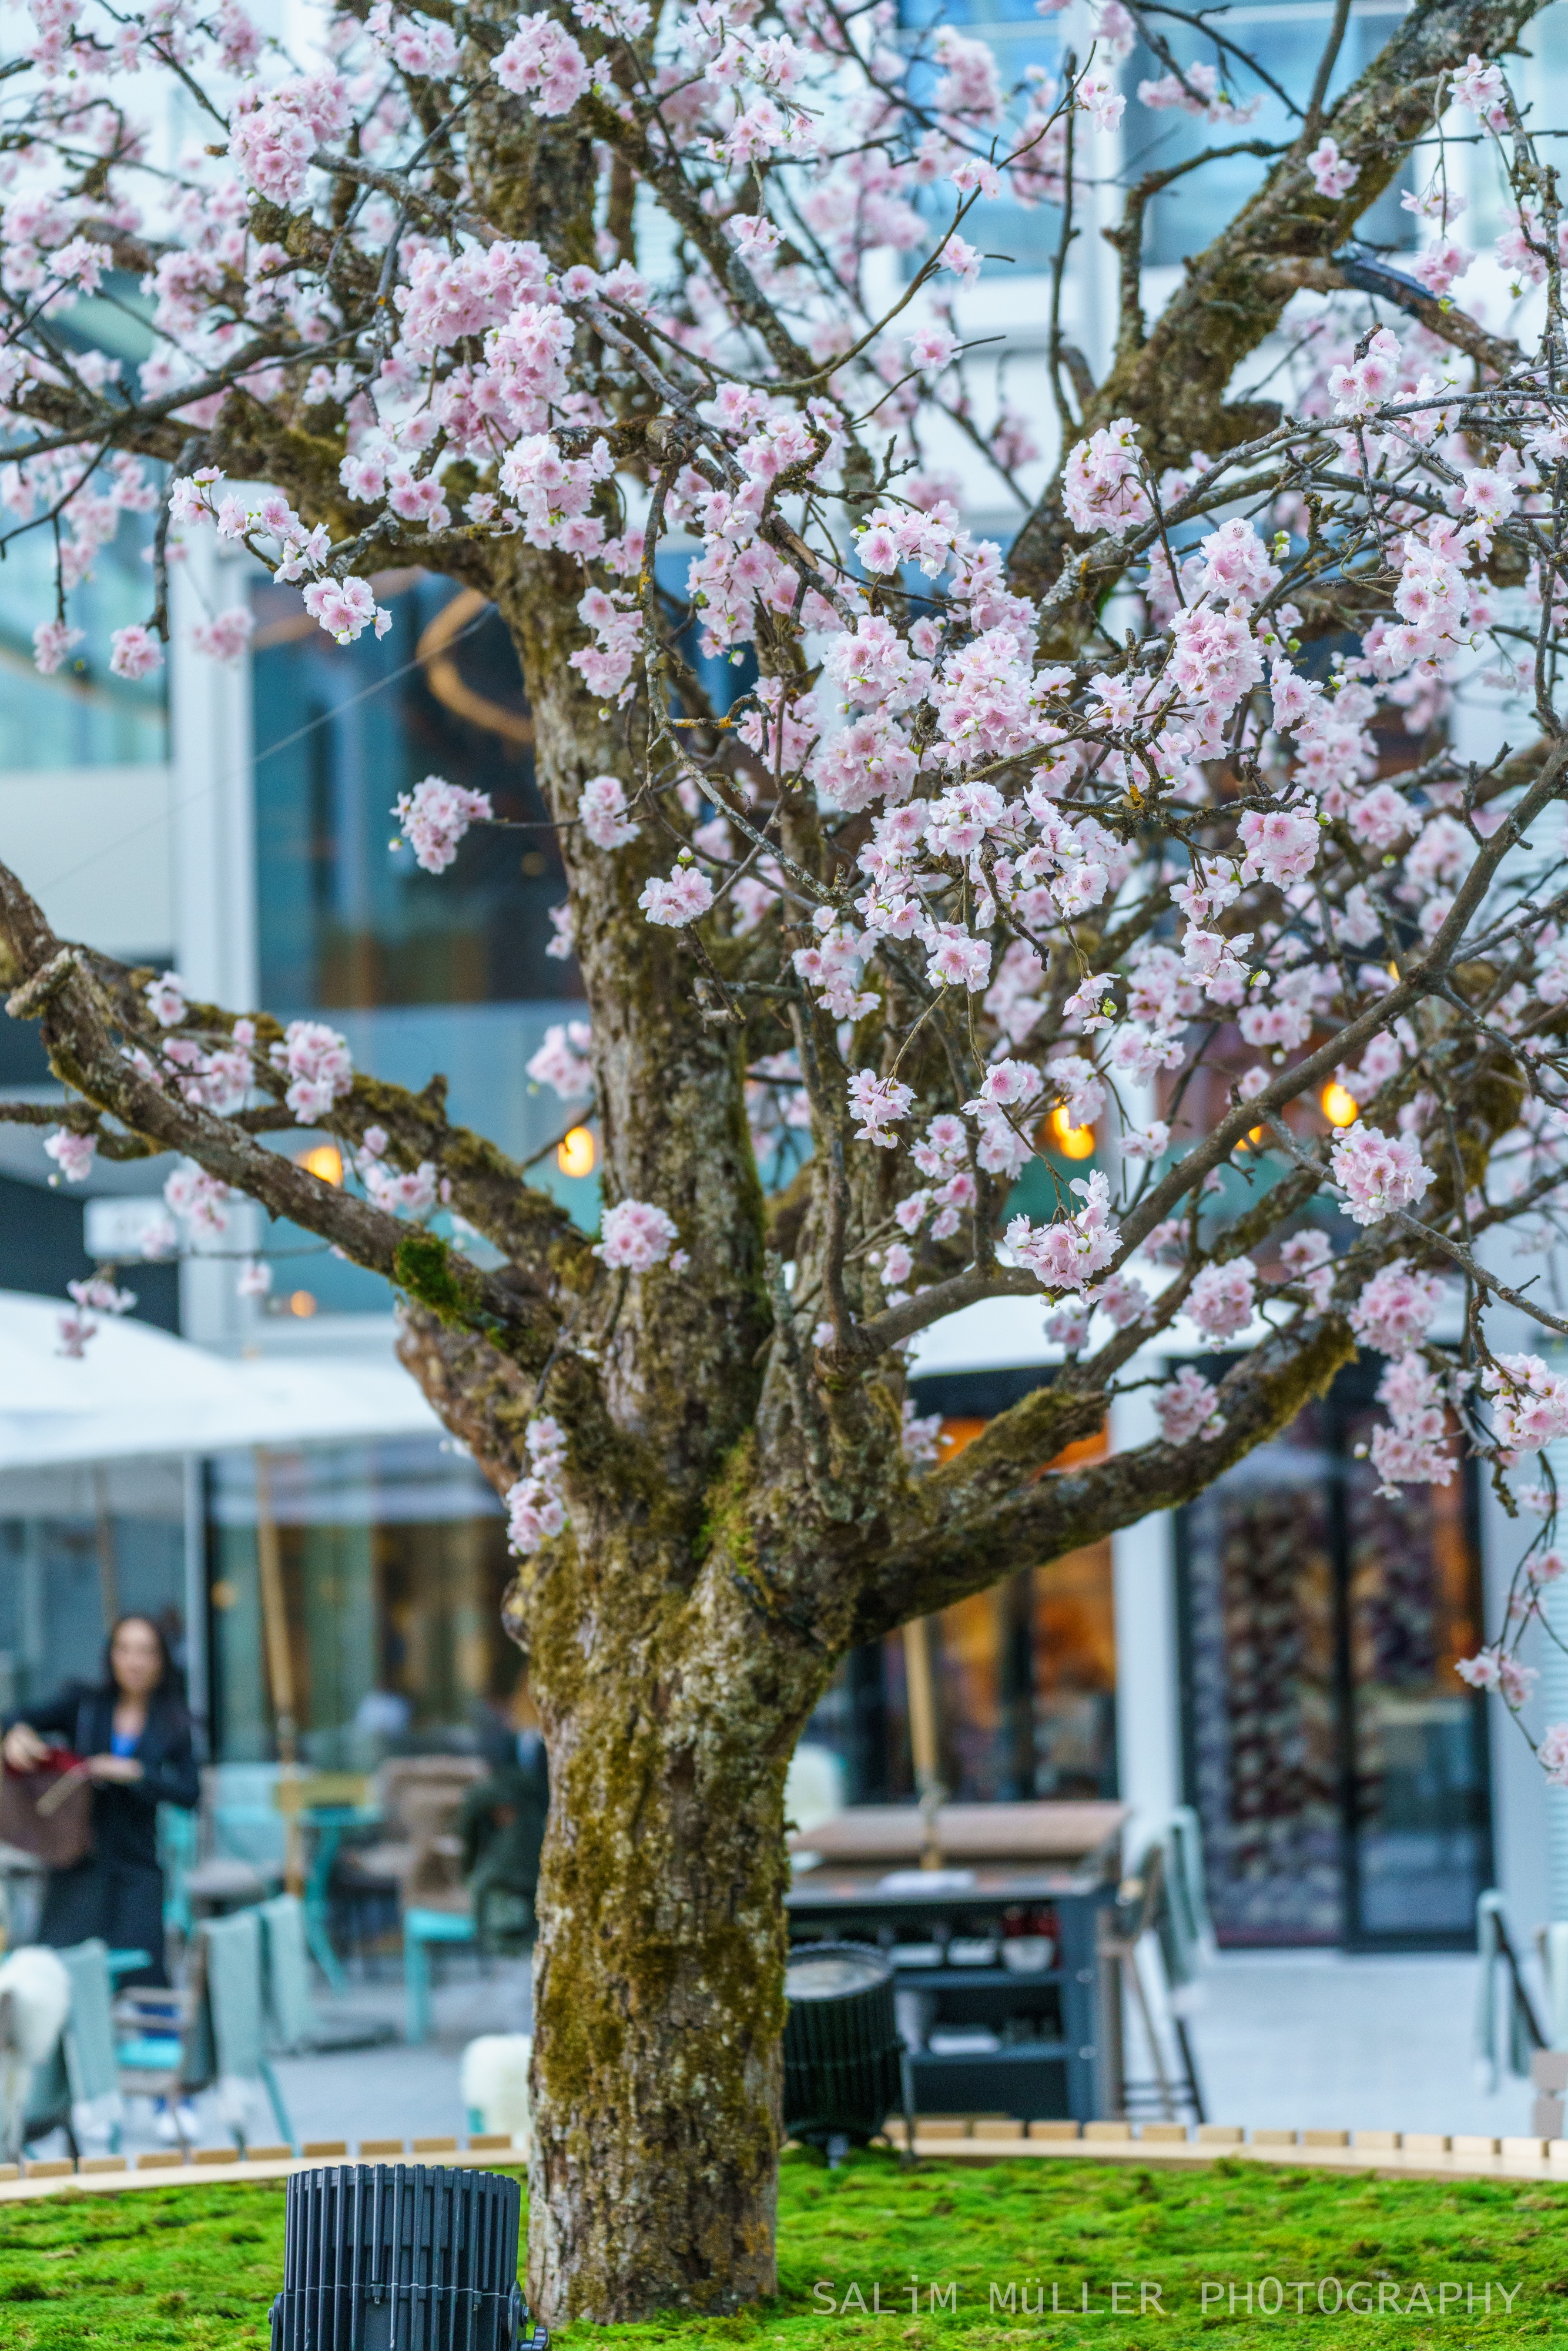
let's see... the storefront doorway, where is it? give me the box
[1175,1355,1492,1950]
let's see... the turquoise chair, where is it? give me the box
[115,1943,213,2141]
[259,1895,319,2052]
[259,1894,397,2055]
[404,1909,475,2045]
[158,1802,200,1941]
[60,1940,120,2132]
[202,1909,294,2147]
[17,1939,119,2153]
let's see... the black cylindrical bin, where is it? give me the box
[783,1941,908,2152]
[269,2164,546,2351]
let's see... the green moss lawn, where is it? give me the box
[1,2151,1565,2347]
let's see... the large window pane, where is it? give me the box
[0,507,166,768]
[1127,6,1415,267]
[209,1439,521,1766]
[252,574,579,1013]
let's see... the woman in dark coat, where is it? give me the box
[1,1615,199,1987]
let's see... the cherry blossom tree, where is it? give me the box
[3,0,1568,2316]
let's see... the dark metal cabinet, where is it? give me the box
[786,1861,1113,2123]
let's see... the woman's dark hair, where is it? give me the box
[102,1613,187,1721]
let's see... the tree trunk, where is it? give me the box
[524,1528,827,2325]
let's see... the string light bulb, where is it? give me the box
[1045,1104,1095,1160]
[558,1126,597,1178]
[1320,1080,1359,1128]
[297,1143,343,1185]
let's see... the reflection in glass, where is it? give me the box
[253,572,579,1014]
[209,1441,521,1766]
[801,1416,1117,1803]
[0,507,167,768]
[1177,1359,1490,1950]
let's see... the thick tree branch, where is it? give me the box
[0,864,557,1367]
[853,1312,1357,1640]
[1011,0,1548,598]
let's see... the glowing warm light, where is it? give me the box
[1046,1104,1095,1160]
[289,1290,317,1318]
[558,1125,597,1178]
[1321,1081,1359,1128]
[298,1143,343,1185]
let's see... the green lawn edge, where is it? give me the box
[2,2149,1565,2347]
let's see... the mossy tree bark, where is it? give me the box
[521,1548,821,2319]
[0,0,1549,2317]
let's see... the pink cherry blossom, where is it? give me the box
[269,1020,353,1123]
[495,12,591,115]
[164,1161,232,1235]
[1096,1271,1150,1328]
[505,1476,567,1555]
[1329,1122,1432,1226]
[1306,138,1357,199]
[1238,808,1320,888]
[56,1310,98,1358]
[527,1020,594,1099]
[395,776,494,873]
[1482,1354,1568,1456]
[1075,68,1124,132]
[189,608,254,664]
[109,624,164,680]
[901,1401,943,1462]
[579,773,640,850]
[1349,1261,1445,1355]
[32,619,82,674]
[365,1160,440,1218]
[144,971,187,1027]
[1368,1351,1452,1493]
[594,1198,680,1270]
[847,1070,915,1147]
[302,575,386,644]
[1453,53,1509,130]
[1045,1301,1091,1350]
[1005,1170,1119,1293]
[1187,1255,1257,1343]
[639,868,715,927]
[44,1127,96,1181]
[1155,1366,1227,1445]
[1062,417,1150,539]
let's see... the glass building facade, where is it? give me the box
[247,570,597,1312]
[207,1439,522,1767]
[0,1459,190,1716]
[804,1379,1121,1806]
[1176,1357,1491,1950]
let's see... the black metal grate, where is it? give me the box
[783,1942,906,2147]
[269,2164,545,2351]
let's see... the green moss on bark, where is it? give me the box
[393,1232,484,1325]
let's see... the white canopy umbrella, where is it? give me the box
[0,1291,440,1472]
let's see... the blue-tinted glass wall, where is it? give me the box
[253,573,582,1014]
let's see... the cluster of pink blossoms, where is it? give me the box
[1482,1357,1568,1460]
[56,1272,137,1359]
[394,778,494,875]
[269,1022,354,1124]
[1005,1173,1118,1296]
[163,1162,232,1237]
[44,1127,96,1183]
[505,1416,570,1556]
[1155,1367,1228,1447]
[594,1200,684,1272]
[527,1022,594,1100]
